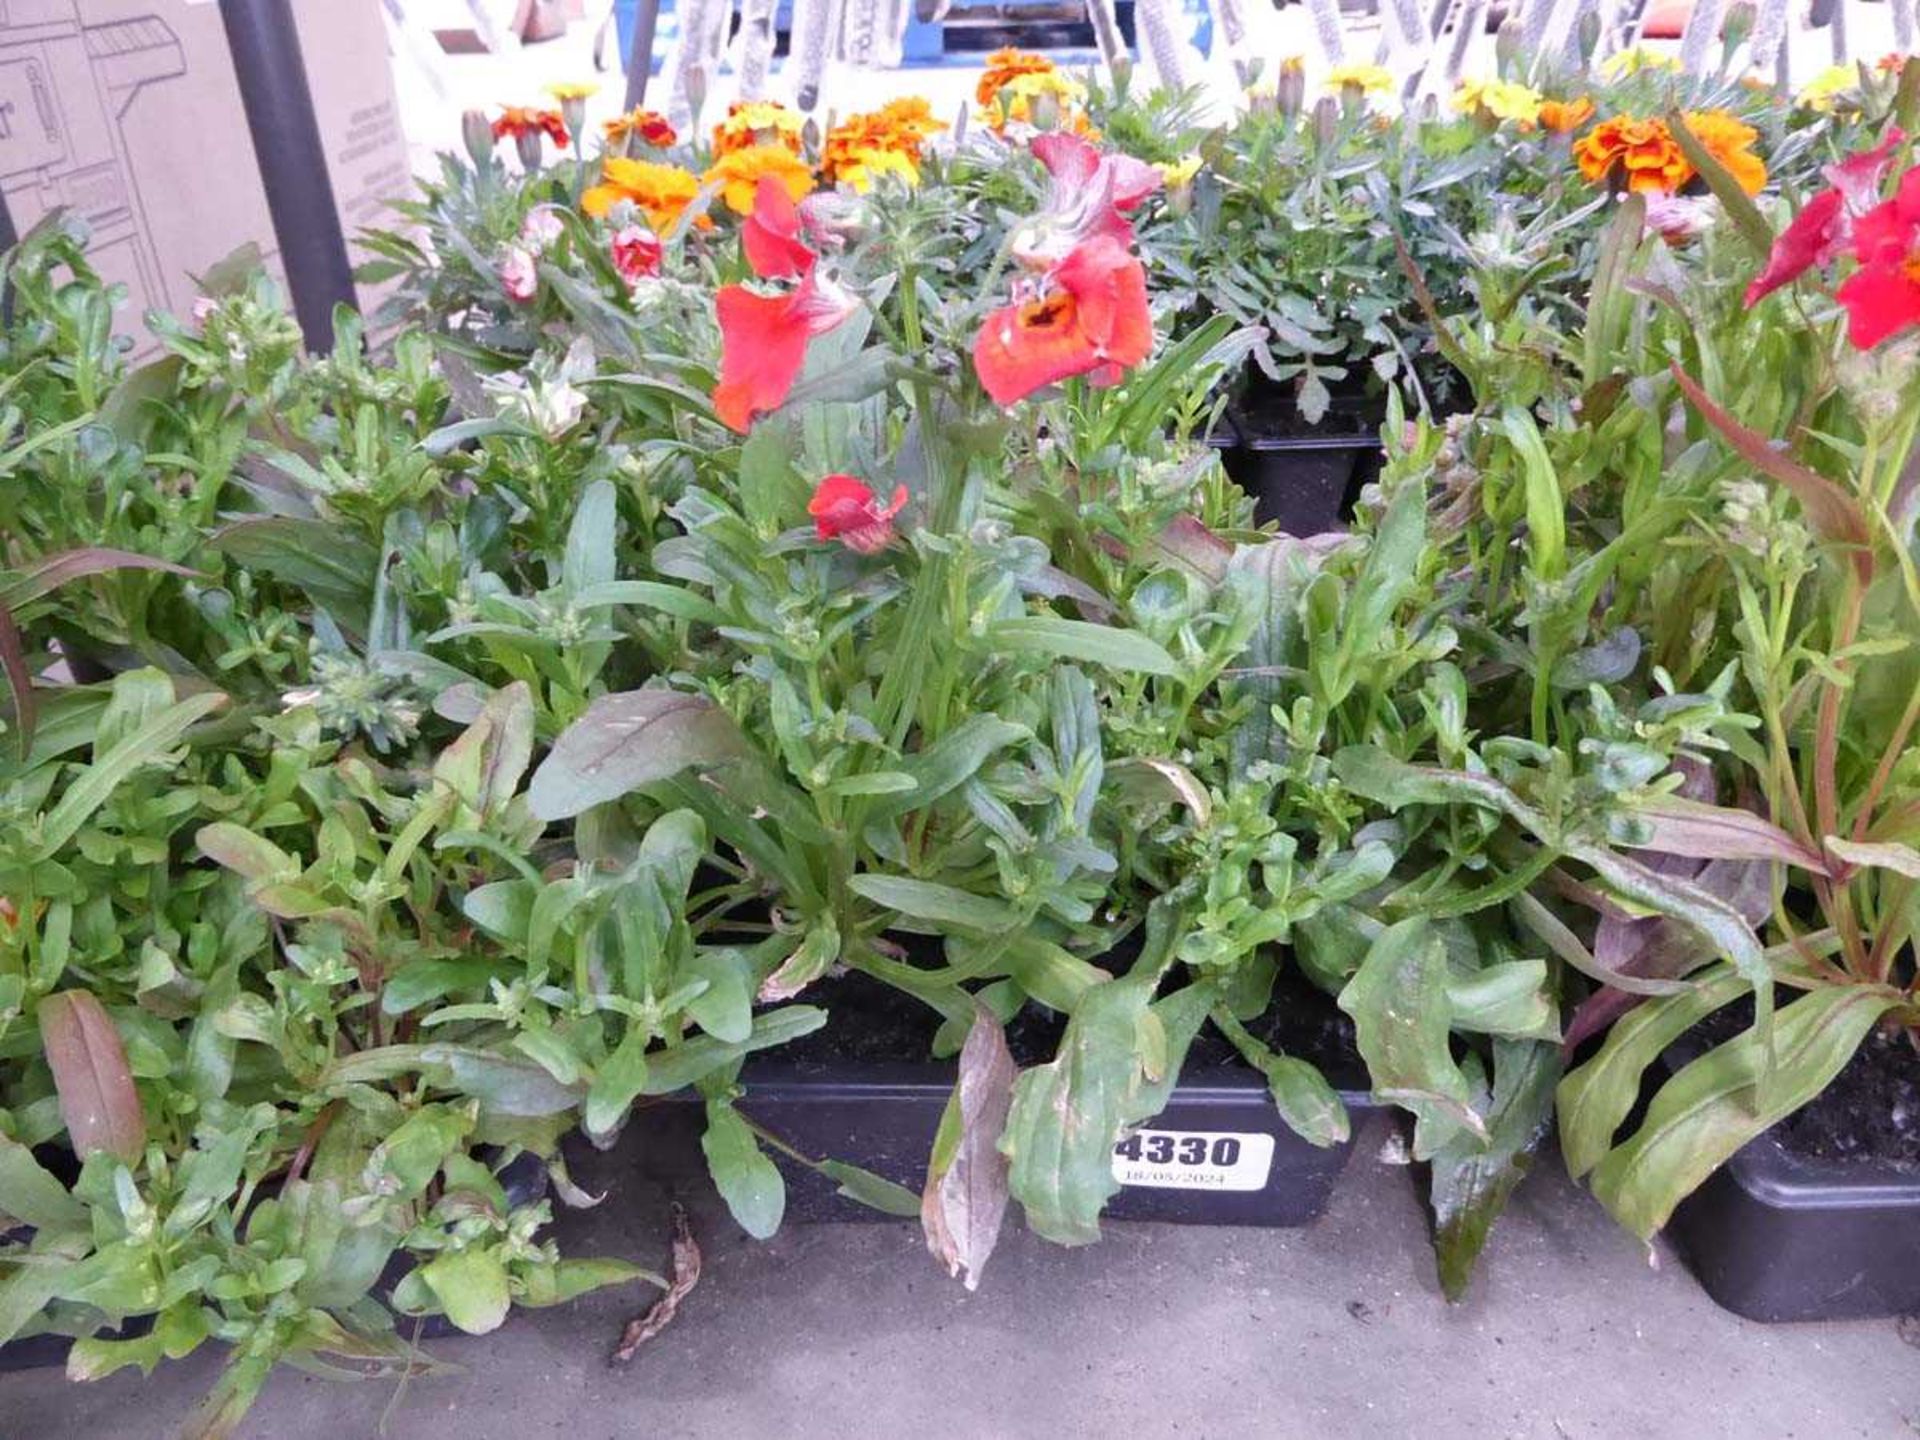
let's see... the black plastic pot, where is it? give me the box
[1216,426,1381,535]
[737,1057,1372,1227]
[0,1151,548,1371]
[1660,1036,1920,1322]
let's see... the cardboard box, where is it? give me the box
[0,0,408,351]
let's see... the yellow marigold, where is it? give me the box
[582,157,710,231]
[546,80,600,102]
[990,69,1088,132]
[703,143,815,214]
[1680,109,1766,194]
[1574,115,1690,195]
[1537,96,1596,133]
[977,47,1056,108]
[1600,46,1682,79]
[840,147,920,192]
[1798,65,1859,111]
[822,97,947,182]
[1157,153,1203,188]
[1455,77,1543,125]
[1324,63,1394,94]
[713,100,805,158]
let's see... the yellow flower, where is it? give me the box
[546,80,601,102]
[990,69,1089,132]
[702,143,815,213]
[1157,153,1203,188]
[1454,77,1544,125]
[1324,63,1394,95]
[978,48,1057,108]
[1600,46,1682,79]
[713,100,806,157]
[1797,65,1859,111]
[582,157,710,232]
[841,146,920,192]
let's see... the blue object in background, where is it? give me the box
[610,0,1212,79]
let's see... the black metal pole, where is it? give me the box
[623,0,663,108]
[219,0,358,353]
[0,188,16,328]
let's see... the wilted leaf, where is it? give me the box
[39,990,146,1163]
[1823,836,1920,880]
[611,1203,702,1362]
[923,1004,1016,1290]
[1107,757,1213,825]
[528,689,748,821]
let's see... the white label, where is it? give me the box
[1111,1130,1274,1192]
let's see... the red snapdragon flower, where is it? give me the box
[611,224,662,285]
[1836,165,1920,348]
[808,474,908,552]
[1744,131,1904,306]
[1012,132,1162,269]
[973,235,1153,406]
[713,177,857,431]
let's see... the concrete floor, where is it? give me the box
[4,1116,1916,1439]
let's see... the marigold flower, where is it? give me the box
[1681,109,1767,195]
[493,105,570,146]
[583,157,710,232]
[713,100,806,158]
[1575,116,1692,195]
[1325,63,1394,95]
[840,147,920,191]
[977,47,1057,108]
[821,97,946,183]
[704,144,815,215]
[1454,77,1543,126]
[808,475,908,552]
[1836,165,1920,349]
[604,106,679,153]
[1746,131,1905,305]
[547,80,600,102]
[973,234,1153,405]
[990,69,1089,133]
[1537,97,1595,133]
[611,224,663,286]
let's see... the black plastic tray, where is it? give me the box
[1661,1042,1920,1321]
[1208,413,1381,535]
[735,1057,1373,1227]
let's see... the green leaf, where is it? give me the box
[819,1160,922,1217]
[586,1028,651,1139]
[984,618,1179,676]
[209,519,379,634]
[0,1132,87,1232]
[1002,975,1156,1245]
[195,823,299,884]
[421,1247,513,1334]
[420,1044,585,1116]
[529,689,748,821]
[1667,111,1774,258]
[1337,918,1486,1157]
[845,875,1023,933]
[1446,959,1557,1040]
[572,580,726,626]
[684,948,754,1044]
[38,688,227,860]
[1430,1039,1561,1301]
[638,1006,827,1095]
[562,480,618,596]
[702,1099,784,1238]
[1502,403,1564,581]
[864,716,1029,824]
[1823,836,1920,880]
[1214,1011,1349,1147]
[1590,984,1900,1238]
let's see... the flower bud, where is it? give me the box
[462,109,495,167]
[515,128,544,170]
[557,96,587,139]
[1312,95,1339,145]
[1494,16,1522,70]
[1576,8,1601,61]
[1276,54,1307,117]
[1722,2,1755,51]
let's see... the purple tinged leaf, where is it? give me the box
[1624,795,1828,873]
[38,990,146,1164]
[0,548,198,610]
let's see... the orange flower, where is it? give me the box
[493,105,569,146]
[821,97,947,182]
[973,235,1153,405]
[977,48,1057,109]
[703,144,815,214]
[1538,96,1596,134]
[603,106,678,153]
[713,100,806,158]
[1681,109,1767,195]
[1574,116,1692,195]
[582,157,711,232]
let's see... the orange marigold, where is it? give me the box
[1680,109,1767,195]
[821,96,948,182]
[1574,116,1692,195]
[582,157,711,232]
[1538,96,1596,134]
[713,101,805,158]
[703,144,816,214]
[976,48,1056,109]
[604,106,678,152]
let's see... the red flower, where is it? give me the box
[714,270,856,431]
[741,174,817,280]
[611,224,662,285]
[1745,130,1904,306]
[1013,133,1162,269]
[973,235,1154,406]
[1836,165,1920,348]
[808,474,908,552]
[493,105,570,147]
